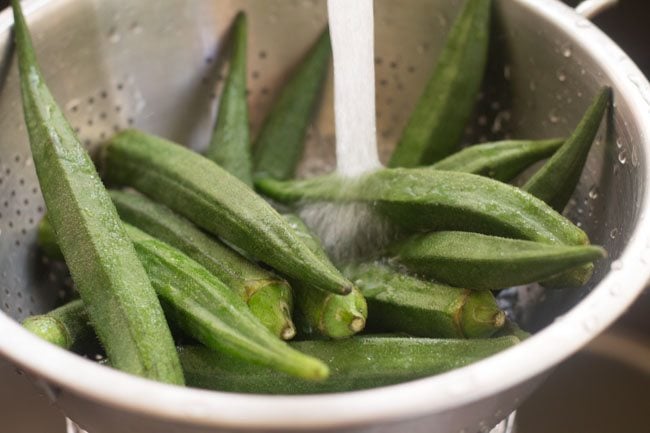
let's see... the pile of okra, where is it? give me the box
[14,0,609,393]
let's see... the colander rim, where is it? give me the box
[0,0,648,429]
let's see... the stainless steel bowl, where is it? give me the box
[0,0,648,432]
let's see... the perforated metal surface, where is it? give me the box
[0,1,648,432]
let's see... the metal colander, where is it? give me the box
[0,0,648,432]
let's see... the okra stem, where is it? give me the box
[23,300,90,349]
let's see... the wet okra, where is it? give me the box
[23,300,90,350]
[284,214,367,339]
[253,28,332,181]
[523,87,612,212]
[346,262,504,338]
[389,0,491,167]
[206,12,253,186]
[389,231,605,290]
[12,0,184,384]
[124,224,328,381]
[109,190,295,340]
[180,336,519,394]
[102,129,353,296]
[430,138,564,182]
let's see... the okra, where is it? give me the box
[206,12,253,186]
[12,1,183,384]
[23,300,90,349]
[253,28,331,180]
[124,224,328,380]
[284,214,367,339]
[346,262,504,338]
[430,138,564,182]
[256,168,589,246]
[523,87,611,211]
[389,231,605,290]
[180,336,519,394]
[102,129,353,295]
[109,190,295,340]
[388,0,491,167]
[37,215,63,260]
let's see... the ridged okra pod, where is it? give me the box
[180,336,519,394]
[110,190,295,340]
[430,138,564,182]
[206,12,253,186]
[11,0,183,384]
[102,129,353,295]
[23,300,90,349]
[389,0,491,167]
[124,224,328,381]
[389,231,605,290]
[346,262,504,338]
[254,28,331,180]
[523,87,611,212]
[256,168,588,246]
[284,214,367,339]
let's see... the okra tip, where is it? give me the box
[461,291,506,338]
[281,323,297,341]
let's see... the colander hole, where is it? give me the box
[10,190,15,197]
[5,168,10,175]
[100,112,107,119]
[29,296,34,303]
[113,125,121,132]
[205,56,213,64]
[258,50,267,59]
[14,240,20,246]
[252,70,260,79]
[100,132,106,140]
[32,187,38,194]
[71,105,78,113]
[16,209,21,216]
[8,221,12,228]
[88,97,95,105]
[117,83,124,91]
[14,155,20,162]
[87,119,94,126]
[261,87,269,96]
[3,303,9,310]
[100,91,108,99]
[4,289,8,295]
[16,292,22,298]
[115,105,122,113]
[127,118,134,125]
[28,218,33,224]
[74,127,80,134]
[3,201,8,207]
[20,229,26,235]
[389,61,398,69]
[84,139,91,147]
[379,79,388,87]
[19,178,24,185]
[17,307,22,314]
[37,206,43,213]
[407,65,415,73]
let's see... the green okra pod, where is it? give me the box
[389,0,491,167]
[283,214,367,339]
[346,262,504,338]
[109,190,295,340]
[389,231,605,290]
[102,129,353,296]
[256,168,588,246]
[37,216,63,260]
[23,300,90,349]
[180,336,519,394]
[430,138,564,182]
[12,0,183,384]
[206,12,253,186]
[523,87,612,211]
[253,28,331,180]
[124,224,328,381]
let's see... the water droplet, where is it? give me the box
[610,260,623,270]
[548,109,560,123]
[616,138,623,149]
[108,28,121,43]
[556,70,567,82]
[575,18,591,28]
[618,149,628,164]
[562,46,572,58]
[588,185,598,199]
[610,228,619,239]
